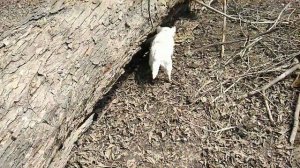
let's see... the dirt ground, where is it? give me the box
[1,0,300,167]
[65,1,300,167]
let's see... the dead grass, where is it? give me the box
[67,0,300,167]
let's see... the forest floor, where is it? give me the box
[1,0,300,167]
[67,0,300,167]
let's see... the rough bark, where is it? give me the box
[0,0,184,167]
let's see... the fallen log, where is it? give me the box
[0,0,185,167]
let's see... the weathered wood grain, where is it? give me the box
[0,0,184,167]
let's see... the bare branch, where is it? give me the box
[193,0,290,24]
[262,90,275,123]
[239,64,300,99]
[221,0,227,57]
[290,93,300,144]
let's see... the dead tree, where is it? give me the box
[0,0,184,167]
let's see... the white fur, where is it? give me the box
[149,26,176,81]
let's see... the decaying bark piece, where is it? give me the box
[0,0,184,167]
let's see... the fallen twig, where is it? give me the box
[204,126,236,133]
[221,0,227,57]
[200,0,215,11]
[193,0,290,24]
[194,28,277,52]
[258,41,278,57]
[182,117,236,133]
[290,93,300,144]
[191,80,213,104]
[212,77,242,103]
[225,36,263,65]
[196,39,247,51]
[254,51,300,70]
[195,0,291,63]
[194,52,299,101]
[262,90,275,123]
[239,63,300,99]
[266,1,291,32]
[226,2,291,64]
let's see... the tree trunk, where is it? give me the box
[0,0,184,167]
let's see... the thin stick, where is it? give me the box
[196,39,247,51]
[267,2,291,32]
[193,0,289,24]
[191,80,213,104]
[290,93,300,144]
[194,0,250,22]
[239,64,300,99]
[221,0,227,57]
[212,77,242,103]
[195,27,278,52]
[225,36,263,65]
[225,2,290,64]
[181,118,236,133]
[210,126,236,133]
[201,0,216,11]
[258,41,278,57]
[262,90,275,123]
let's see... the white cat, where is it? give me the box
[149,26,176,81]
